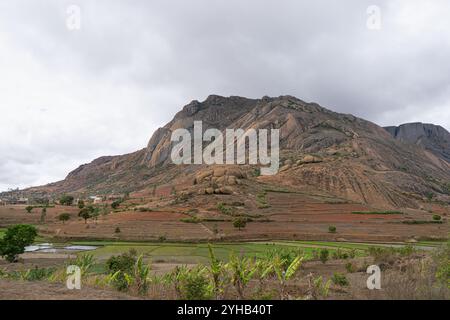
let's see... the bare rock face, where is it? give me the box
[18,95,450,209]
[384,123,450,163]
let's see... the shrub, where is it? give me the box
[106,250,137,292]
[332,249,349,260]
[217,202,233,215]
[332,272,349,286]
[115,227,121,234]
[319,249,329,264]
[425,192,434,201]
[70,253,95,276]
[433,214,442,221]
[328,225,336,233]
[345,262,355,273]
[434,241,450,289]
[25,206,33,213]
[180,266,212,300]
[308,275,332,300]
[0,225,37,262]
[24,267,56,281]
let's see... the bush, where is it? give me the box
[332,249,349,260]
[328,225,336,233]
[319,249,329,264]
[25,206,33,213]
[345,262,355,273]
[180,267,212,300]
[106,250,137,292]
[217,202,233,215]
[0,225,37,262]
[433,214,442,221]
[332,272,349,286]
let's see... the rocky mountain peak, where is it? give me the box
[384,122,450,162]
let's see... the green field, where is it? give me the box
[70,241,360,264]
[69,240,432,265]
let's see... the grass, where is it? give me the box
[352,211,403,215]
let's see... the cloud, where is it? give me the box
[0,0,449,191]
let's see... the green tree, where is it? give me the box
[233,217,247,231]
[60,195,74,206]
[58,213,70,224]
[328,225,337,233]
[0,225,37,262]
[25,206,33,213]
[78,199,85,209]
[111,200,122,210]
[78,208,91,224]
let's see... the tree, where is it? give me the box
[60,195,74,206]
[78,208,91,224]
[233,218,247,231]
[328,225,337,233]
[111,200,122,210]
[25,206,33,213]
[58,213,71,224]
[0,224,37,262]
[78,200,85,209]
[91,207,100,224]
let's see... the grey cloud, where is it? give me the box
[0,0,449,191]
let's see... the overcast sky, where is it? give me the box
[1,0,450,191]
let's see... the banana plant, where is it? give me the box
[272,254,303,299]
[133,255,150,295]
[207,244,228,299]
[226,253,257,300]
[254,258,274,294]
[164,265,189,299]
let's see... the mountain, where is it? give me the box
[18,95,450,209]
[384,123,450,163]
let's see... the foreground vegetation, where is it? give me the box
[1,238,448,299]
